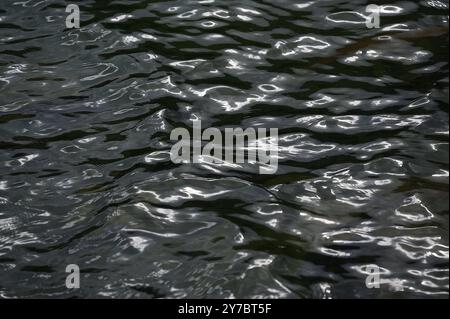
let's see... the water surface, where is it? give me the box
[0,0,448,298]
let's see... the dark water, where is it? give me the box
[0,0,448,299]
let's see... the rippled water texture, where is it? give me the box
[0,0,449,298]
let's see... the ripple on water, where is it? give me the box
[0,0,448,298]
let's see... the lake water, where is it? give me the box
[0,0,448,298]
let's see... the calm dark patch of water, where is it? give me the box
[0,0,448,298]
